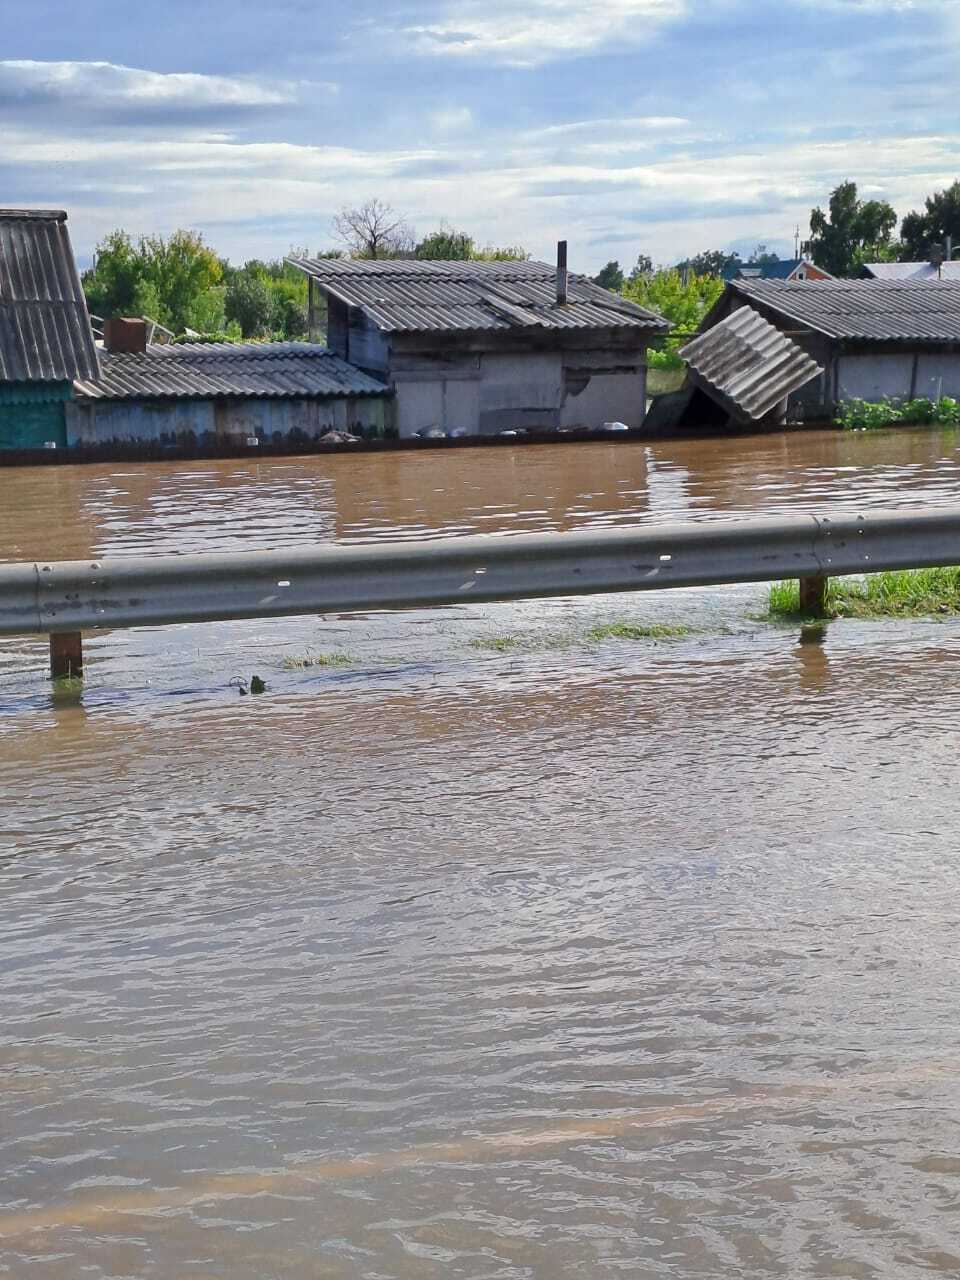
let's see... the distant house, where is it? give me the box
[690,277,960,421]
[68,331,391,448]
[0,208,100,449]
[722,257,833,283]
[289,252,669,437]
[860,260,960,282]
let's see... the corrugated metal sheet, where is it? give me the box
[732,278,960,342]
[290,257,668,334]
[74,343,389,401]
[0,209,100,383]
[680,306,823,423]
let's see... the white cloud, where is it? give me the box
[401,0,687,66]
[431,106,474,133]
[0,60,307,113]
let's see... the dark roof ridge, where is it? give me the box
[0,208,68,221]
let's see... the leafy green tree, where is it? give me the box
[593,261,624,291]
[184,286,227,334]
[416,226,475,259]
[680,249,740,277]
[225,271,274,337]
[900,180,960,260]
[622,269,724,345]
[628,253,655,282]
[82,228,224,332]
[82,230,160,320]
[474,242,529,261]
[807,181,897,276]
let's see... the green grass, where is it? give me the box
[767,568,960,619]
[281,651,356,669]
[587,622,693,641]
[470,633,526,652]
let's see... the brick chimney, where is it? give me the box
[103,317,148,354]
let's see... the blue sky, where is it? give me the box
[1,0,958,271]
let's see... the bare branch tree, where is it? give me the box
[332,199,414,259]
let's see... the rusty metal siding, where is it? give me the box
[290,257,667,336]
[0,209,100,383]
[680,307,823,423]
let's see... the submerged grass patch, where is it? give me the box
[470,621,696,653]
[767,567,960,619]
[587,622,694,641]
[281,651,357,669]
[470,633,526,653]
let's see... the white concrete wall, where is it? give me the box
[560,370,645,429]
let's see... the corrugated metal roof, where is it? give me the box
[732,277,960,342]
[0,208,100,383]
[74,343,389,401]
[290,256,668,334]
[861,261,960,282]
[680,306,823,423]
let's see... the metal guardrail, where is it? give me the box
[3,509,960,647]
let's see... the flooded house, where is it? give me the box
[68,322,390,449]
[289,247,669,437]
[666,277,960,430]
[0,208,100,449]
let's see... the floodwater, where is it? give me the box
[2,429,960,1278]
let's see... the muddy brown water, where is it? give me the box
[3,429,960,1278]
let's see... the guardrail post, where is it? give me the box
[799,575,828,615]
[50,632,83,680]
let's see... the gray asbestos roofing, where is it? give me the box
[732,277,960,342]
[289,256,668,335]
[74,343,389,401]
[862,261,960,282]
[0,209,100,383]
[680,306,823,423]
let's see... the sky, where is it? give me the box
[1,0,959,272]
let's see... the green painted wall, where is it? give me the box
[0,382,69,449]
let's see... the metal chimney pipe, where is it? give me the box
[556,240,568,304]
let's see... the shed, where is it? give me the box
[0,208,99,449]
[68,338,391,448]
[289,251,669,437]
[698,278,960,418]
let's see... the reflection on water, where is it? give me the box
[3,429,960,1278]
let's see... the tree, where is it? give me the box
[748,244,780,266]
[622,269,724,343]
[332,199,414,259]
[807,181,897,276]
[225,271,274,337]
[416,225,475,259]
[474,242,529,261]
[83,228,224,332]
[593,261,624,291]
[900,180,960,260]
[628,253,655,282]
[82,230,160,320]
[681,249,740,277]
